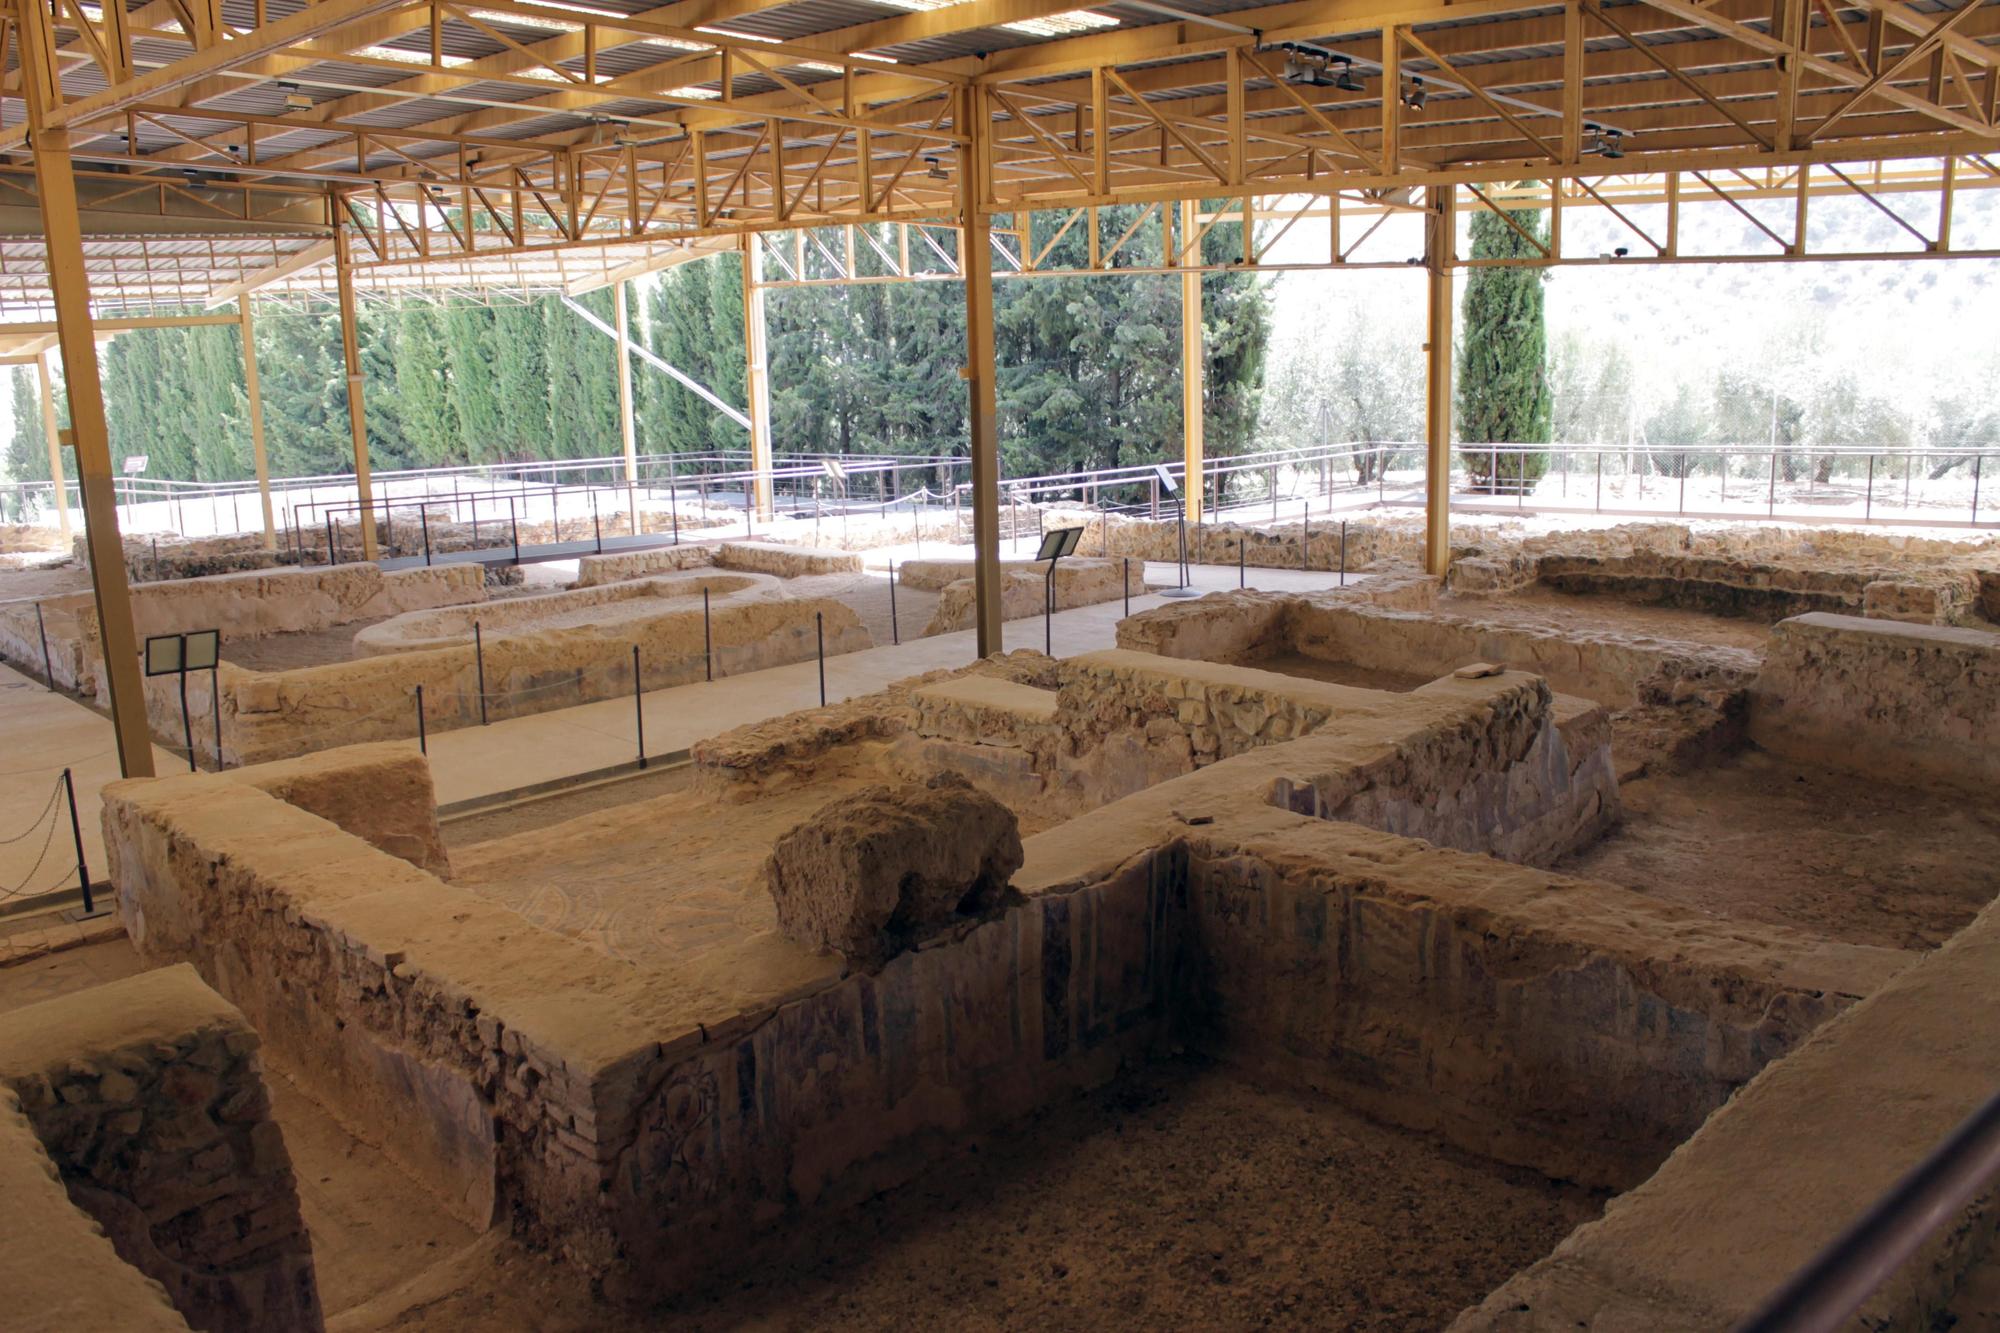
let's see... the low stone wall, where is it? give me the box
[0,1088,191,1332]
[224,743,450,876]
[923,557,1143,635]
[102,672,1907,1309]
[0,563,483,702]
[168,578,870,766]
[714,540,862,577]
[0,965,321,1332]
[1178,817,1903,1192]
[1750,612,2000,794]
[1120,588,1759,710]
[571,543,716,587]
[1455,889,2000,1329]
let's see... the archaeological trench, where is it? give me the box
[3,512,1999,1330]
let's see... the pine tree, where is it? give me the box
[1457,203,1553,492]
[395,303,458,466]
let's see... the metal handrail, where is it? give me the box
[1735,1088,2000,1333]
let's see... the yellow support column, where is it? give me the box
[35,350,71,547]
[31,132,153,778]
[1423,185,1457,578]
[333,227,379,561]
[962,89,1003,658]
[238,302,276,549]
[1179,198,1205,524]
[741,239,775,521]
[613,280,639,530]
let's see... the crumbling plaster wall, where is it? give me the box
[0,965,321,1333]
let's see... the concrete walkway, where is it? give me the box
[0,561,1352,836]
[0,665,177,906]
[421,560,1351,806]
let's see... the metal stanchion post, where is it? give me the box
[1339,521,1348,584]
[326,514,337,565]
[1301,508,1309,570]
[510,498,521,562]
[1866,455,1876,521]
[474,623,489,725]
[211,664,222,768]
[1122,558,1130,617]
[421,508,432,566]
[1044,562,1055,655]
[178,670,195,773]
[889,563,899,645]
[633,646,647,769]
[62,768,93,915]
[816,613,826,707]
[703,588,713,681]
[1239,539,1246,589]
[592,492,602,553]
[35,601,54,690]
[415,684,427,755]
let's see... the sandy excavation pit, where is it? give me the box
[11,514,2000,1332]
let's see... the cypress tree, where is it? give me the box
[445,305,502,464]
[395,303,458,466]
[490,301,550,461]
[1456,202,1553,492]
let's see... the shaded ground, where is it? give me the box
[221,616,394,671]
[1230,651,1433,693]
[1558,750,2000,950]
[0,935,474,1322]
[439,762,696,847]
[1439,587,1773,652]
[0,558,92,600]
[351,1057,1606,1333]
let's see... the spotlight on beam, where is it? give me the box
[1401,77,1427,111]
[1334,59,1364,92]
[923,153,949,180]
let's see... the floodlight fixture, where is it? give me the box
[1334,59,1364,92]
[1402,77,1427,111]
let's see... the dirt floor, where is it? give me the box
[221,615,395,670]
[1438,587,1774,652]
[1558,750,2000,951]
[347,1056,1606,1333]
[1230,651,1434,693]
[439,762,696,847]
[0,557,92,600]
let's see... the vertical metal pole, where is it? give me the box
[178,671,195,773]
[1122,558,1130,617]
[415,684,427,755]
[633,645,646,769]
[743,238,775,522]
[1177,505,1189,588]
[962,90,1004,658]
[510,497,520,561]
[238,303,275,549]
[1301,508,1309,569]
[34,351,71,547]
[211,664,223,769]
[333,226,379,561]
[421,508,432,565]
[1866,455,1876,521]
[816,612,826,706]
[474,622,488,725]
[62,769,92,915]
[613,281,639,515]
[1423,183,1456,577]
[1769,449,1779,517]
[703,587,713,680]
[1596,451,1603,513]
[889,563,899,645]
[1181,198,1205,526]
[1339,521,1348,584]
[1045,562,1054,655]
[326,513,337,566]
[1974,455,1983,524]
[593,493,602,553]
[29,120,155,779]
[1238,538,1246,589]
[35,601,54,691]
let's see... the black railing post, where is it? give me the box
[816,612,826,706]
[633,645,646,769]
[889,563,899,645]
[326,513,337,566]
[474,622,489,725]
[510,498,521,562]
[62,768,92,915]
[35,601,54,691]
[415,684,427,755]
[178,670,195,773]
[1044,562,1055,655]
[1239,538,1246,589]
[421,507,432,566]
[1122,558,1130,618]
[592,491,602,553]
[703,588,713,681]
[211,664,223,769]
[1339,521,1348,585]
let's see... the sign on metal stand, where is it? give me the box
[1154,465,1198,599]
[1034,525,1083,656]
[145,628,220,773]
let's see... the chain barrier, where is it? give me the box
[0,774,71,901]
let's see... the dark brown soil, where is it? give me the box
[362,1058,1605,1332]
[1558,750,2000,950]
